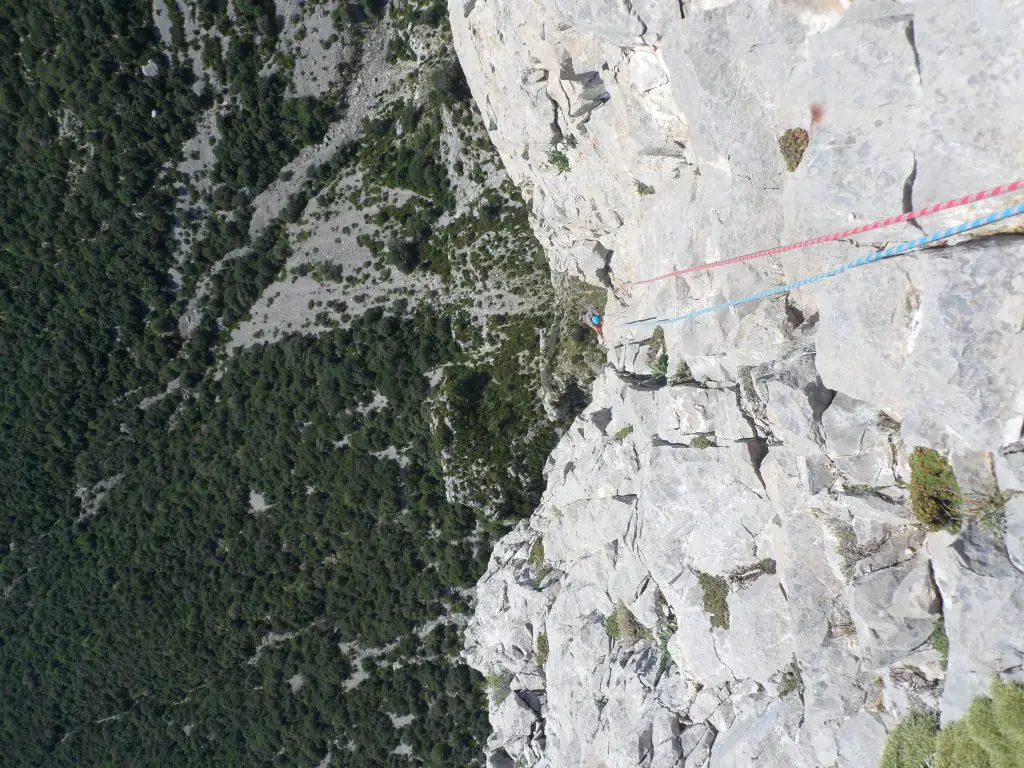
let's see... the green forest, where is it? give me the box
[0,0,591,765]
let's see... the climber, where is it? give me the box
[580,306,605,342]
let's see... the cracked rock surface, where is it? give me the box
[452,0,1024,765]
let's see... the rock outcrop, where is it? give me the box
[451,0,1024,764]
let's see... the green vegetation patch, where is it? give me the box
[935,679,1024,767]
[536,632,549,667]
[909,447,963,532]
[647,326,669,378]
[696,571,731,630]
[778,661,802,698]
[486,669,514,704]
[529,537,545,567]
[778,128,809,172]
[689,435,717,449]
[614,426,635,441]
[547,149,571,174]
[882,680,1024,768]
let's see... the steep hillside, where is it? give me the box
[450,0,1024,765]
[0,1,598,765]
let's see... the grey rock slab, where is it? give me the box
[681,722,715,768]
[638,443,773,577]
[708,694,810,767]
[540,496,635,563]
[912,0,1024,221]
[822,393,900,487]
[665,571,734,687]
[712,390,755,441]
[898,240,1024,453]
[1006,494,1024,573]
[835,711,888,768]
[760,378,822,453]
[714,575,795,683]
[552,0,646,46]
[847,551,937,666]
[688,685,728,724]
[815,259,917,421]
[930,526,1024,722]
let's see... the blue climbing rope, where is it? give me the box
[624,200,1024,329]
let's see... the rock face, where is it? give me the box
[452,0,1024,765]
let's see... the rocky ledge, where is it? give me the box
[450,0,1024,765]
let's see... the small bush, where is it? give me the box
[930,615,949,668]
[696,571,730,630]
[614,425,634,441]
[881,681,1024,768]
[605,600,651,646]
[635,180,655,196]
[536,632,549,666]
[880,711,939,768]
[778,128,809,172]
[649,326,666,357]
[909,447,962,532]
[647,326,668,377]
[547,150,570,174]
[649,354,669,378]
[689,435,716,449]
[670,360,694,385]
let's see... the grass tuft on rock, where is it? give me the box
[930,615,949,669]
[909,447,962,532]
[654,589,678,673]
[614,425,634,441]
[778,128,809,172]
[880,711,939,768]
[604,600,651,646]
[696,570,730,630]
[486,669,514,704]
[963,489,1015,535]
[536,632,549,667]
[689,434,717,449]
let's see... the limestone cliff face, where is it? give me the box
[449,0,1024,765]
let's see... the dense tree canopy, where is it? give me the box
[0,1,579,764]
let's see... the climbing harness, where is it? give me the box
[623,199,1024,328]
[629,180,1023,286]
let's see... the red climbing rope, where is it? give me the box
[630,180,1024,285]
